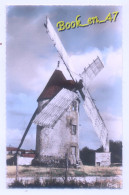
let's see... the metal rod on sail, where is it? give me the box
[59,55,75,81]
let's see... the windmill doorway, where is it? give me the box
[70,146,76,165]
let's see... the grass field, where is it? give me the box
[7,165,122,178]
[7,165,122,188]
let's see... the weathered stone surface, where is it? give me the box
[32,155,70,167]
[33,99,81,167]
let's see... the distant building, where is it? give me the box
[95,152,111,167]
[6,147,23,155]
[6,146,35,165]
[17,153,35,166]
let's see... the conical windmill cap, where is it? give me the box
[37,69,76,101]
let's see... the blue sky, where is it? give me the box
[6,5,122,150]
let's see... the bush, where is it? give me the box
[9,180,24,188]
[8,178,120,189]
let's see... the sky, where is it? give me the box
[6,5,122,150]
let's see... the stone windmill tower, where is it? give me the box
[33,69,82,167]
[15,17,111,167]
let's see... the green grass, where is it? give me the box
[74,170,88,177]
[7,165,122,189]
[7,165,122,178]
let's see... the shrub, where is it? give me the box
[8,178,120,188]
[9,180,24,188]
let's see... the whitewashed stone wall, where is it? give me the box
[35,99,80,166]
[95,152,111,167]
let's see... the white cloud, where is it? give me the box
[6,7,122,150]
[90,47,122,91]
[102,112,122,141]
[78,97,122,150]
[7,8,122,95]
[70,48,103,76]
[68,47,122,89]
[7,14,58,94]
[105,48,122,78]
[79,111,122,150]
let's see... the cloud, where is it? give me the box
[91,47,122,89]
[48,6,122,52]
[6,6,122,150]
[102,112,122,141]
[6,6,122,95]
[7,111,122,150]
[7,11,60,94]
[79,99,122,149]
[69,48,103,78]
[7,6,46,19]
[69,47,122,85]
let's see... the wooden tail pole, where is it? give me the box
[15,108,38,156]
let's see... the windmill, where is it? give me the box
[15,17,111,167]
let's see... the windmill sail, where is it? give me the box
[81,57,104,87]
[33,88,78,128]
[82,88,109,152]
[44,18,109,152]
[45,17,74,81]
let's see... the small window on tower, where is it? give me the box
[72,101,77,111]
[71,125,77,135]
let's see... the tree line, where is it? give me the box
[80,140,122,165]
